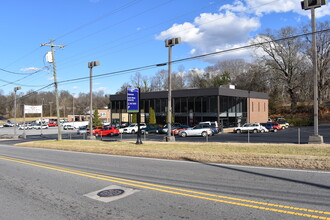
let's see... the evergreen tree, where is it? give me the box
[131,113,137,123]
[148,107,156,124]
[92,108,103,127]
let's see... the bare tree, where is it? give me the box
[302,21,330,105]
[254,27,309,112]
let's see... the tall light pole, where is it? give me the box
[88,61,100,140]
[164,37,181,142]
[301,0,326,144]
[72,93,75,122]
[13,86,21,139]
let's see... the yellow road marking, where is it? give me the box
[1,155,329,219]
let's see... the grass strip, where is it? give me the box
[16,140,330,170]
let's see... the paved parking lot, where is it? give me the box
[0,124,329,144]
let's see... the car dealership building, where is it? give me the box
[109,86,269,128]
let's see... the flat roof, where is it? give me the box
[110,87,269,101]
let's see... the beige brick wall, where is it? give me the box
[248,98,268,123]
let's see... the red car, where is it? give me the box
[172,125,190,135]
[95,126,120,136]
[48,122,58,127]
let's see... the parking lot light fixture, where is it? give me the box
[13,86,21,139]
[164,37,181,142]
[88,61,100,140]
[301,0,326,144]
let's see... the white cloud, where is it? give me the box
[47,77,54,81]
[156,9,260,63]
[20,67,41,72]
[94,87,107,92]
[72,86,79,90]
[156,0,329,63]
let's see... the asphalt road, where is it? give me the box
[0,144,329,219]
[0,125,329,144]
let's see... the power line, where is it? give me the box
[56,28,330,87]
[55,0,143,41]
[58,0,280,69]
[0,67,43,75]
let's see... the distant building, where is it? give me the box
[109,87,268,128]
[67,109,111,123]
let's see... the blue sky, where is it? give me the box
[1,0,329,96]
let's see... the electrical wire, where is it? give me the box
[56,28,330,87]
[55,0,143,41]
[58,0,280,69]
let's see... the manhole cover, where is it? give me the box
[97,189,125,197]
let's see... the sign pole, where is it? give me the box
[136,88,142,144]
[127,87,142,144]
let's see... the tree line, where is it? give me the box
[0,90,109,119]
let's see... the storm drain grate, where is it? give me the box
[84,185,139,203]
[97,189,125,197]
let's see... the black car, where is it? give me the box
[141,124,162,134]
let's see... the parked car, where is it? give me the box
[48,122,58,127]
[141,124,162,134]
[277,121,289,129]
[122,123,147,134]
[77,126,88,135]
[3,123,14,127]
[63,124,75,130]
[95,126,120,136]
[18,124,33,130]
[234,123,268,133]
[276,118,289,127]
[261,122,281,132]
[34,124,49,129]
[179,125,213,137]
[198,121,220,134]
[161,123,182,134]
[172,125,190,135]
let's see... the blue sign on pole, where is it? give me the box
[127,88,139,113]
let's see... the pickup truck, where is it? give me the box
[122,123,147,134]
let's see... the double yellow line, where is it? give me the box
[1,155,329,219]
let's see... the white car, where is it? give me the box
[18,124,33,130]
[34,124,49,129]
[179,125,213,137]
[122,123,147,134]
[234,123,268,133]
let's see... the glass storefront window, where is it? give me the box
[195,97,201,113]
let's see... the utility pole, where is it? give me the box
[41,40,65,141]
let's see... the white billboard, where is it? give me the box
[24,105,42,114]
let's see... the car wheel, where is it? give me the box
[181,132,187,137]
[260,129,264,133]
[253,129,258,133]
[273,129,278,132]
[131,130,135,134]
[95,133,99,137]
[282,126,285,130]
[236,129,241,134]
[145,131,149,135]
[201,131,207,137]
